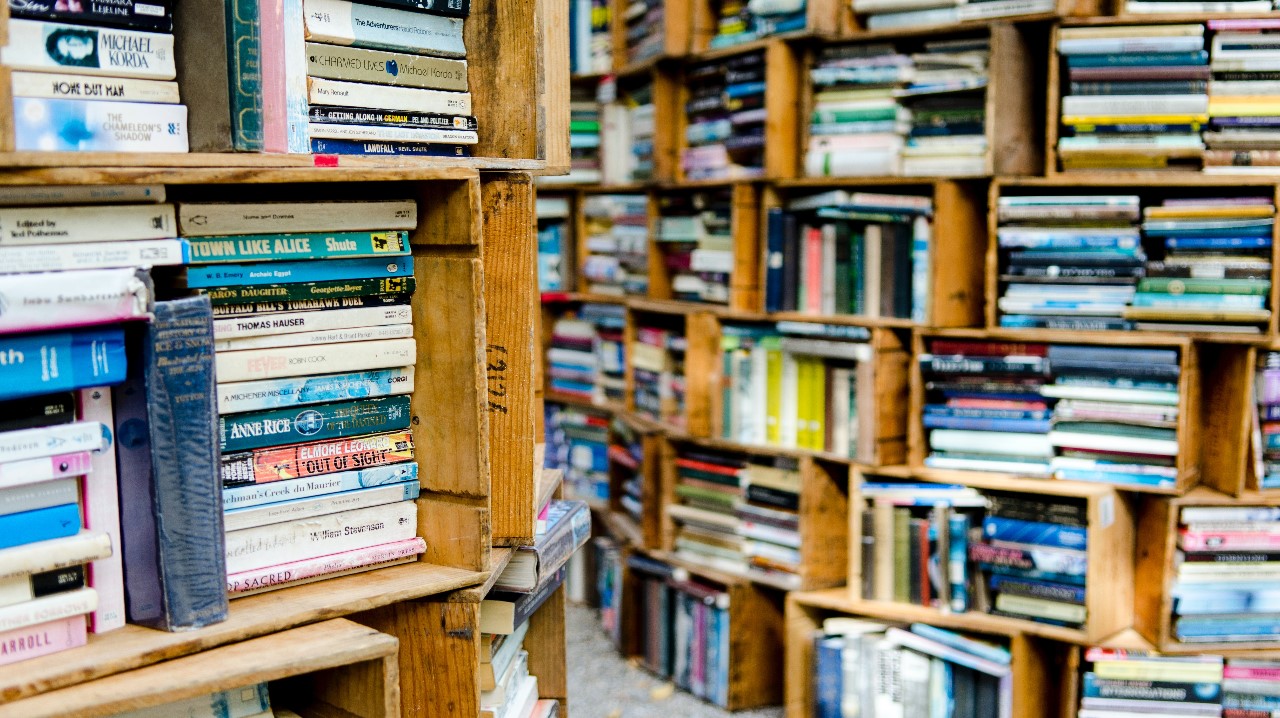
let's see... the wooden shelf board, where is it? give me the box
[0,152,541,173]
[922,326,1194,348]
[604,510,646,547]
[537,467,565,512]
[0,619,396,718]
[535,181,652,193]
[0,166,483,186]
[691,30,821,63]
[1003,172,1280,187]
[770,311,918,330]
[774,176,968,189]
[655,177,765,191]
[843,13,1061,42]
[0,561,484,703]
[614,52,678,79]
[543,390,625,415]
[456,547,518,601]
[647,548,798,592]
[663,426,864,467]
[901,466,1126,499]
[985,323,1267,346]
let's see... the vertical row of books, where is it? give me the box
[625,554,734,707]
[582,194,650,296]
[0,186,223,666]
[187,199,427,596]
[609,417,647,524]
[568,87,605,184]
[593,536,624,645]
[812,619,1012,718]
[223,0,474,156]
[544,402,610,506]
[764,190,933,322]
[623,81,658,182]
[717,322,874,459]
[682,51,766,181]
[537,196,572,292]
[656,189,734,304]
[570,0,611,75]
[1,0,188,151]
[666,447,803,588]
[806,39,989,177]
[623,0,665,66]
[631,316,687,427]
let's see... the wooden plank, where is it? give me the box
[729,182,763,313]
[684,311,721,437]
[872,328,910,467]
[798,457,849,590]
[0,620,397,718]
[783,596,821,718]
[419,496,490,572]
[464,0,540,160]
[414,177,481,247]
[0,562,482,703]
[931,180,987,328]
[1084,489,1135,643]
[453,548,516,602]
[483,174,540,545]
[291,650,401,718]
[0,166,482,186]
[764,40,800,181]
[525,585,569,702]
[0,153,538,172]
[987,23,1044,176]
[1199,344,1254,496]
[1132,496,1173,650]
[725,581,785,710]
[537,0,572,171]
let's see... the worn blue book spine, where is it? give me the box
[145,296,228,630]
[218,394,411,453]
[188,230,410,263]
[184,256,415,288]
[1055,468,1176,490]
[1166,236,1272,250]
[113,322,162,626]
[0,502,81,549]
[218,367,414,413]
[310,138,470,156]
[814,635,843,718]
[982,516,1088,551]
[0,328,127,401]
[764,208,784,313]
[912,215,930,324]
[921,415,1052,433]
[949,513,969,613]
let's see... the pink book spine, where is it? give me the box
[0,452,92,491]
[0,616,87,667]
[804,227,823,313]
[1225,666,1280,681]
[226,537,427,594]
[259,0,287,153]
[78,387,125,634]
[1180,531,1280,551]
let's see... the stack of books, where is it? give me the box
[1079,650,1223,716]
[479,568,565,718]
[1055,25,1209,171]
[625,82,658,181]
[1132,196,1274,332]
[813,620,1012,718]
[718,322,875,458]
[1225,658,1280,716]
[568,90,604,183]
[666,449,803,587]
[980,493,1088,628]
[570,0,612,75]
[536,197,571,292]
[682,52,767,181]
[858,483,987,610]
[1257,351,1280,489]
[493,500,591,594]
[708,0,806,49]
[766,191,933,320]
[113,683,274,718]
[2,2,187,152]
[587,303,627,403]
[547,313,602,403]
[632,320,687,427]
[544,403,610,507]
[581,194,650,296]
[609,418,646,524]
[996,194,1144,331]
[1206,20,1280,173]
[850,0,1051,32]
[180,200,425,596]
[1173,504,1280,643]
[624,0,665,65]
[657,190,734,304]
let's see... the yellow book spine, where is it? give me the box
[796,357,813,450]
[765,343,782,446]
[1063,114,1209,125]
[1143,206,1276,219]
[810,359,827,452]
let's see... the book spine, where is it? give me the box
[0,615,87,666]
[948,513,969,612]
[112,327,162,625]
[226,536,426,593]
[306,42,468,90]
[0,452,91,490]
[911,215,930,324]
[0,421,110,464]
[77,387,125,634]
[212,304,412,340]
[212,293,409,318]
[991,575,1086,604]
[221,430,415,485]
[214,337,416,382]
[308,104,477,130]
[224,480,420,531]
[0,503,80,549]
[982,516,1088,551]
[284,0,310,152]
[15,96,188,151]
[227,0,264,151]
[0,267,150,336]
[2,19,176,78]
[221,461,417,510]
[216,366,414,414]
[10,0,173,30]
[302,0,466,56]
[307,77,471,114]
[0,239,190,273]
[182,254,414,287]
[188,229,409,264]
[309,138,470,156]
[511,567,567,628]
[308,122,478,144]
[354,0,468,17]
[215,322,412,352]
[224,500,417,573]
[0,531,111,580]
[10,72,179,103]
[0,587,96,633]
[218,394,412,453]
[144,297,229,630]
[196,276,414,305]
[530,502,592,580]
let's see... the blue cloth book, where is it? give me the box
[0,327,127,401]
[814,635,843,718]
[982,515,1087,551]
[183,256,415,288]
[0,502,81,549]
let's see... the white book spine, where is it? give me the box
[2,20,176,80]
[0,184,164,206]
[955,0,1053,18]
[0,204,175,246]
[0,451,92,490]
[0,268,151,334]
[77,387,124,633]
[224,481,419,531]
[303,0,465,57]
[212,305,412,340]
[307,77,472,115]
[176,200,417,236]
[223,500,418,574]
[214,322,413,351]
[284,0,311,153]
[227,536,425,594]
[309,122,478,144]
[0,531,112,580]
[214,337,417,382]
[0,587,97,633]
[0,239,189,273]
[1061,95,1208,117]
[0,421,109,464]
[0,575,33,608]
[779,352,799,448]
[10,72,181,104]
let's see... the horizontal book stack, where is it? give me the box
[626,554,733,706]
[708,0,806,50]
[570,0,611,75]
[1078,649,1224,717]
[581,194,650,296]
[1122,0,1276,14]
[920,339,1182,491]
[1055,25,1209,172]
[1225,658,1280,717]
[1,0,188,152]
[112,683,273,718]
[479,568,566,718]
[536,197,570,292]
[624,81,657,182]
[569,89,604,184]
[813,619,1011,718]
[667,448,803,588]
[546,303,626,405]
[980,492,1088,627]
[181,200,426,597]
[610,418,646,523]
[632,319,687,427]
[766,191,932,321]
[849,0,1050,31]
[682,51,766,181]
[1172,504,1280,644]
[493,500,591,593]
[1257,352,1280,489]
[223,0,473,155]
[544,403,610,506]
[623,0,664,65]
[656,189,734,304]
[718,322,875,459]
[1206,20,1280,174]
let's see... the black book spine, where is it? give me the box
[308,105,478,131]
[9,0,174,31]
[781,213,799,312]
[0,391,76,432]
[31,564,86,596]
[346,0,469,16]
[745,484,800,511]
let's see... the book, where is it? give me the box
[0,421,111,463]
[2,19,177,79]
[0,587,97,633]
[8,0,173,31]
[308,105,477,130]
[177,200,417,236]
[111,686,271,718]
[216,366,414,414]
[214,322,412,352]
[10,72,180,104]
[0,267,150,335]
[0,204,175,246]
[309,122,477,144]
[303,0,466,57]
[183,256,414,289]
[494,500,592,592]
[308,138,470,155]
[211,293,410,318]
[220,430,414,485]
[0,450,90,490]
[307,77,471,115]
[224,480,420,531]
[0,239,190,273]
[0,531,111,580]
[218,394,412,453]
[13,98,189,152]
[306,43,467,90]
[224,499,417,573]
[195,276,413,305]
[187,230,409,263]
[222,460,417,510]
[226,536,426,594]
[0,503,80,549]
[211,304,411,339]
[480,567,568,634]
[0,615,87,667]
[0,185,164,206]
[78,387,124,633]
[0,477,79,516]
[214,337,416,382]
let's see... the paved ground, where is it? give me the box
[564,602,785,718]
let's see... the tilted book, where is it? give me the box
[11,72,180,104]
[2,19,176,79]
[13,98,188,152]
[0,204,175,245]
[306,42,467,90]
[307,77,471,114]
[223,499,418,573]
[0,268,151,334]
[303,0,465,57]
[216,366,414,414]
[177,199,417,236]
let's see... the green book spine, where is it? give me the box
[811,107,900,124]
[893,507,911,603]
[188,230,410,263]
[676,468,740,487]
[228,0,263,150]
[194,276,415,304]
[851,228,865,315]
[675,484,737,506]
[1137,277,1271,296]
[569,120,602,132]
[834,221,852,316]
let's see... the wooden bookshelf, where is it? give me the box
[649,183,763,312]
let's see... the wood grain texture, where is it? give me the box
[419,495,490,572]
[525,585,569,701]
[537,0,571,171]
[798,458,849,590]
[988,23,1045,176]
[725,580,785,710]
[730,183,762,313]
[1132,495,1172,650]
[782,596,820,718]
[415,178,481,247]
[931,180,987,328]
[0,153,538,172]
[1199,344,1254,496]
[684,311,721,437]
[465,0,539,160]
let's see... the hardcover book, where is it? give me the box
[0,328,126,401]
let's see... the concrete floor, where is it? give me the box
[564,602,785,718]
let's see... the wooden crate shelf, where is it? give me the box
[649,183,762,311]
